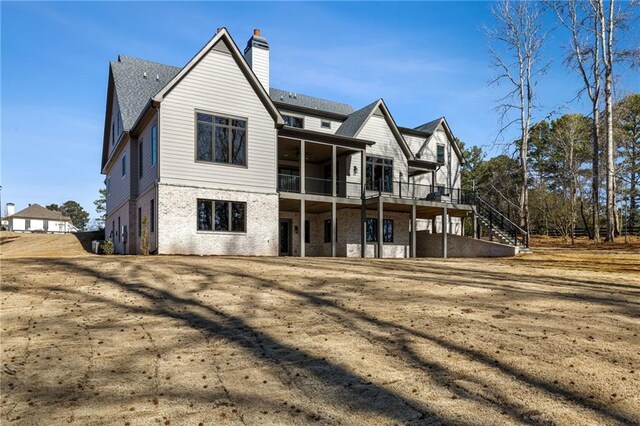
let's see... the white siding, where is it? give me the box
[106,141,131,217]
[108,90,123,158]
[279,110,343,135]
[358,113,408,197]
[160,47,277,193]
[245,46,269,91]
[9,218,75,233]
[137,113,159,195]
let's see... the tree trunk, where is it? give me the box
[580,199,593,239]
[599,0,616,242]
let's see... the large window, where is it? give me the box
[324,219,337,243]
[283,115,304,128]
[366,156,393,193]
[198,199,246,232]
[305,220,310,243]
[436,144,445,164]
[365,218,393,243]
[196,113,247,166]
[151,124,157,166]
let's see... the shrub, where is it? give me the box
[140,215,150,255]
[101,239,115,255]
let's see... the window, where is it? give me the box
[366,156,393,193]
[44,220,49,232]
[111,220,115,240]
[25,219,30,230]
[283,115,304,128]
[196,113,246,166]
[139,138,144,178]
[365,218,393,243]
[121,154,127,177]
[321,120,331,129]
[305,220,310,243]
[151,125,157,166]
[197,199,246,232]
[437,144,445,164]
[138,207,142,237]
[324,219,337,243]
[150,199,155,233]
[118,217,121,242]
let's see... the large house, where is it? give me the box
[101,28,522,257]
[3,203,77,234]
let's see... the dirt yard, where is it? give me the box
[1,233,639,425]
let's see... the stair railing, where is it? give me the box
[475,196,529,247]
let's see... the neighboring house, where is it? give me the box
[3,203,78,234]
[101,28,519,257]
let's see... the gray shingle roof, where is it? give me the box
[335,100,380,137]
[269,88,354,116]
[10,204,71,221]
[111,56,180,130]
[414,117,442,134]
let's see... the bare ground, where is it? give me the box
[0,234,639,425]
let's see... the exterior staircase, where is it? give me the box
[474,196,532,253]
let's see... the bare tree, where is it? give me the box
[593,0,617,241]
[487,0,548,234]
[551,0,603,241]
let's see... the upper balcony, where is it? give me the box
[276,127,474,206]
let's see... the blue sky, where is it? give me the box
[1,1,638,221]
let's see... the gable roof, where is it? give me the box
[152,28,284,127]
[414,117,442,135]
[10,204,72,221]
[103,28,285,171]
[270,88,354,116]
[336,99,414,159]
[334,100,379,138]
[414,117,465,164]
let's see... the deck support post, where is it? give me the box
[377,196,384,258]
[411,199,417,258]
[300,140,306,194]
[331,201,337,257]
[360,150,367,258]
[300,199,305,258]
[442,206,448,259]
[472,210,477,239]
[331,145,337,197]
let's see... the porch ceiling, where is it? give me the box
[278,138,357,164]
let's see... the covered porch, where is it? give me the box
[277,196,475,259]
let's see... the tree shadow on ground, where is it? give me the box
[3,256,638,425]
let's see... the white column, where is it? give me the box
[300,199,305,257]
[442,206,448,258]
[377,196,383,258]
[332,145,337,197]
[300,140,305,194]
[331,201,337,257]
[411,200,417,258]
[360,150,367,258]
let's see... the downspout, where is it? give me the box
[153,102,160,254]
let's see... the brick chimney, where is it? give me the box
[243,29,269,90]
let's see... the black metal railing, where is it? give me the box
[475,196,529,247]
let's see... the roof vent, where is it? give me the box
[143,72,147,79]
[156,74,159,81]
[293,93,297,99]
